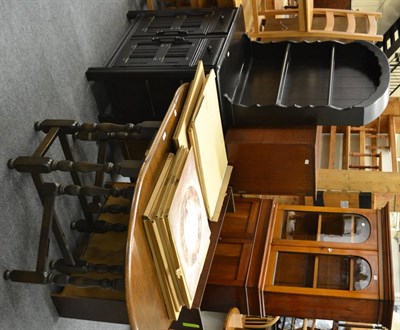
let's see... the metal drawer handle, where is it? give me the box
[155,30,188,36]
[151,37,191,45]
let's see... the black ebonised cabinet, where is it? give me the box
[86,7,246,127]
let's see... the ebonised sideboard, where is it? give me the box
[86,7,246,128]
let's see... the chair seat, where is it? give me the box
[224,307,243,330]
[224,307,280,330]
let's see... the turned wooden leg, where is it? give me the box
[8,156,142,178]
[56,183,134,199]
[35,119,160,135]
[114,160,143,178]
[5,270,124,290]
[4,270,49,284]
[50,259,124,275]
[48,273,124,291]
[87,202,130,214]
[8,156,113,174]
[35,119,136,134]
[34,119,82,134]
[70,219,127,233]
[76,122,161,141]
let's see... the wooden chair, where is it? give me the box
[4,119,159,289]
[224,307,280,330]
[248,0,383,42]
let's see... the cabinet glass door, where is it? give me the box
[281,211,371,243]
[274,252,371,291]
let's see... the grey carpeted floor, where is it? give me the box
[0,1,145,329]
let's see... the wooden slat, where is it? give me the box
[328,126,336,169]
[312,257,319,288]
[325,11,335,31]
[317,169,400,193]
[359,128,366,167]
[388,115,398,172]
[367,14,378,36]
[367,130,379,169]
[249,30,383,42]
[251,0,261,34]
[303,318,309,330]
[311,319,316,330]
[378,152,383,171]
[346,13,355,33]
[342,126,351,170]
[297,0,307,31]
[260,9,299,15]
[349,259,354,290]
[242,0,256,32]
[351,127,376,132]
[305,0,313,31]
[313,9,382,18]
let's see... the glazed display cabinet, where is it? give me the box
[203,202,394,329]
[262,204,394,328]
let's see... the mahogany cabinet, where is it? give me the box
[225,126,321,196]
[202,197,275,315]
[261,204,394,328]
[203,202,393,328]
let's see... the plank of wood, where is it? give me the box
[328,126,336,169]
[388,115,398,172]
[342,126,351,170]
[249,29,383,42]
[318,169,400,193]
[346,13,355,33]
[359,128,366,167]
[325,11,335,31]
[367,14,378,36]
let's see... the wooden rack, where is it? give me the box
[248,0,383,42]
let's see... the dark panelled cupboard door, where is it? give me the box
[131,10,211,36]
[130,9,235,36]
[112,38,201,67]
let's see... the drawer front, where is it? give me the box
[112,37,224,68]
